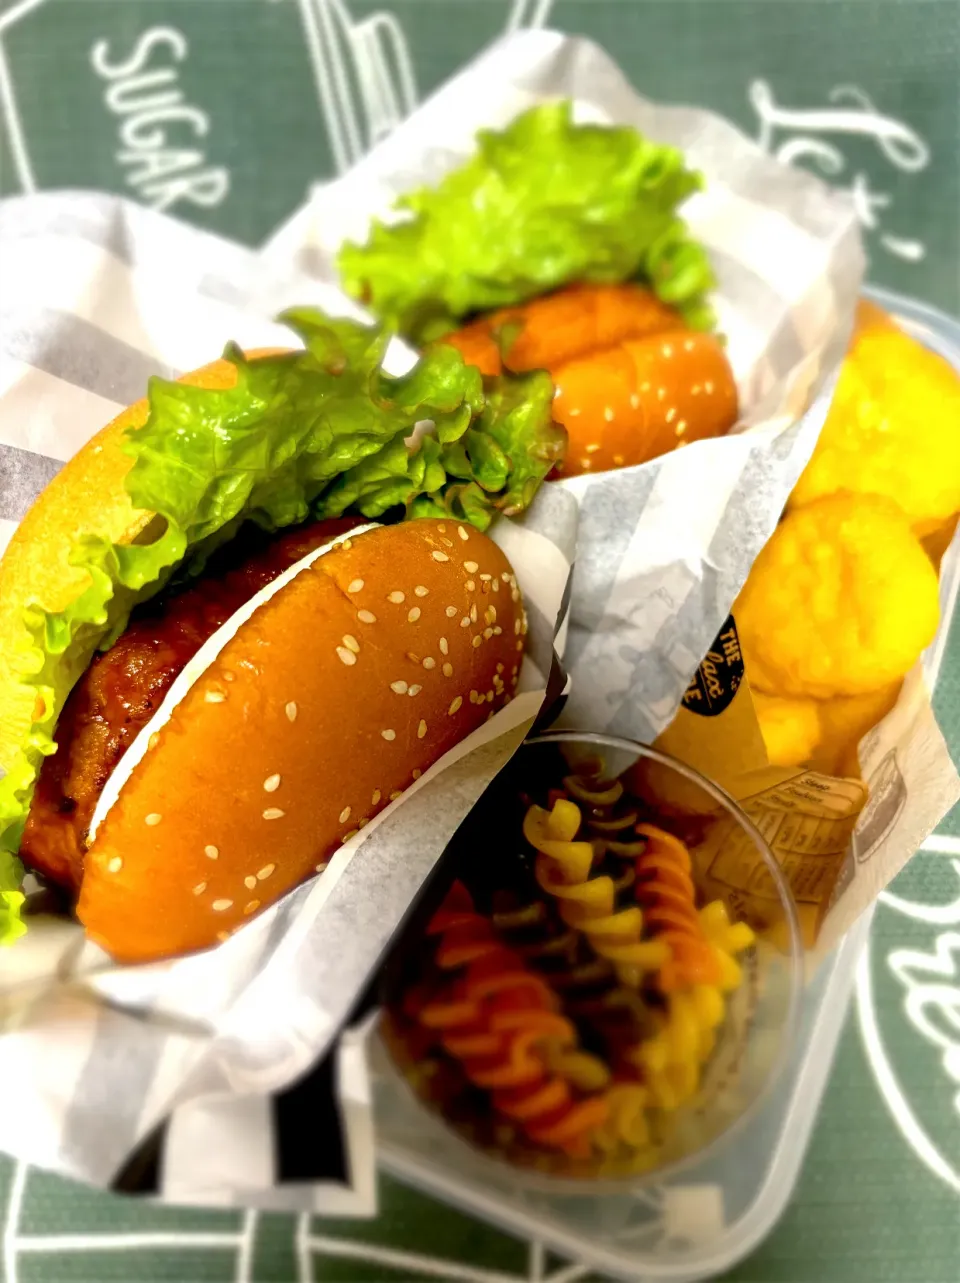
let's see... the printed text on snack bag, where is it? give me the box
[90,26,229,214]
[750,81,929,263]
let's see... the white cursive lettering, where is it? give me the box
[90,27,229,215]
[750,80,928,263]
[883,860,960,1114]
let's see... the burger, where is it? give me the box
[338,101,739,477]
[0,308,565,963]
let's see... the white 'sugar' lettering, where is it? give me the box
[90,25,229,214]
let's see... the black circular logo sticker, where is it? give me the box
[682,615,745,718]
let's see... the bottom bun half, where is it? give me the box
[77,518,525,962]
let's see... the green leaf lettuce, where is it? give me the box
[0,310,564,943]
[338,100,717,343]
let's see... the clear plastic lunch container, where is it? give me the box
[368,287,960,1282]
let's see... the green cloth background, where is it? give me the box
[1,2,959,1279]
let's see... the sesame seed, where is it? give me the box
[149,732,160,750]
[145,813,162,826]
[263,808,285,820]
[390,790,403,801]
[486,607,497,623]
[244,900,261,915]
[381,729,396,741]
[407,607,421,622]
[568,408,580,417]
[705,380,714,394]
[412,769,422,780]
[496,663,504,673]
[464,560,479,573]
[493,579,500,593]
[417,720,427,739]
[357,609,377,624]
[339,806,352,824]
[630,393,640,409]
[484,627,493,639]
[347,578,365,593]
[358,817,369,828]
[641,381,650,393]
[676,420,687,437]
[579,459,592,470]
[472,636,482,649]
[458,526,470,541]
[212,899,233,912]
[372,789,381,806]
[223,671,235,682]
[663,344,673,358]
[666,408,676,423]
[391,680,408,694]
[341,539,353,550]
[486,690,495,702]
[263,774,281,792]
[337,646,357,666]
[685,338,695,351]
[438,524,446,533]
[603,407,614,423]
[470,604,478,623]
[445,606,458,618]
[432,551,449,562]
[469,691,479,704]
[285,702,298,722]
[422,657,436,671]
[257,864,275,880]
[315,862,329,874]
[442,662,453,677]
[107,856,122,873]
[193,882,206,895]
[657,387,666,401]
[245,875,257,890]
[515,619,522,635]
[388,591,405,604]
[217,931,230,943]
[408,684,423,696]
[205,689,225,704]
[466,579,476,592]
[414,585,429,597]
[586,443,601,453]
[205,845,219,860]
[613,454,625,465]
[440,537,454,548]
[461,617,471,628]
[517,640,524,651]
[493,626,502,635]
[480,573,492,582]
[439,638,448,655]
[406,650,420,663]
[343,829,358,841]
[448,697,463,715]
[343,634,360,653]
[692,384,701,396]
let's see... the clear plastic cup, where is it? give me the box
[375,731,802,1192]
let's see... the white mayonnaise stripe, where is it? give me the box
[88,523,380,840]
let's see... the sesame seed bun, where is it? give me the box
[77,517,525,963]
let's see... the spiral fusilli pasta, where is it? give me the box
[524,799,669,985]
[414,883,612,1155]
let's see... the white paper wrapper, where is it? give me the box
[0,191,576,1210]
